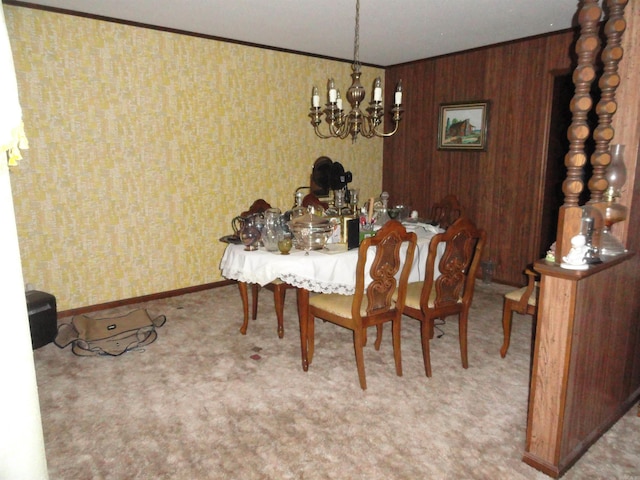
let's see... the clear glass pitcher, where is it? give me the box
[262,208,282,252]
[239,214,261,251]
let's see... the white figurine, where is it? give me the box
[561,234,589,270]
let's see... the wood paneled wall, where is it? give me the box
[383,31,577,286]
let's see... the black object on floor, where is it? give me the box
[26,290,57,349]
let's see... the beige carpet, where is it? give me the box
[34,282,639,479]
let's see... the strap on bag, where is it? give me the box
[54,309,166,356]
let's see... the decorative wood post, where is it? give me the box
[589,0,628,253]
[588,0,627,204]
[555,0,602,261]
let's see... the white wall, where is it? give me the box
[0,163,48,479]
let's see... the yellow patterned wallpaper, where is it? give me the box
[5,5,384,311]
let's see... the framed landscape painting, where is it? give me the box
[437,101,489,150]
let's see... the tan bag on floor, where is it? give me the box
[54,309,166,356]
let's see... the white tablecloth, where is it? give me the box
[220,222,444,295]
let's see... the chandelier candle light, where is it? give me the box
[309,0,404,141]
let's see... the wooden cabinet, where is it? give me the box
[523,254,640,477]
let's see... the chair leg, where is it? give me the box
[429,319,440,339]
[500,299,514,358]
[420,320,432,377]
[392,317,403,377]
[307,314,315,365]
[251,283,259,320]
[374,324,383,350]
[273,285,286,339]
[353,327,367,390]
[459,310,468,369]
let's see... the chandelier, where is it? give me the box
[308,0,404,142]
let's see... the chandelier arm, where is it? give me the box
[312,121,354,140]
[356,108,402,138]
[360,106,384,137]
[329,115,349,138]
[313,125,334,140]
[370,104,404,137]
[359,130,376,139]
[372,122,402,138]
[358,114,375,138]
[309,108,333,139]
[340,127,353,140]
[334,118,352,139]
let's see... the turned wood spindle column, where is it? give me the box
[555,0,602,260]
[589,0,627,203]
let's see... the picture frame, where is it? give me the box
[437,101,489,150]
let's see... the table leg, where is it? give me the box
[251,283,259,320]
[296,287,309,371]
[238,281,250,335]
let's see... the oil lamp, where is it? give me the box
[600,144,628,256]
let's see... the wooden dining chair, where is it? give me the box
[430,194,463,229]
[306,220,417,390]
[240,198,272,218]
[237,199,294,339]
[402,215,486,377]
[500,267,539,357]
[302,192,329,210]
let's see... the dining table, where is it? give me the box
[219,221,444,371]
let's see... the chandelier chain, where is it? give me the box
[353,0,360,71]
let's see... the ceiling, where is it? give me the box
[12,0,581,66]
